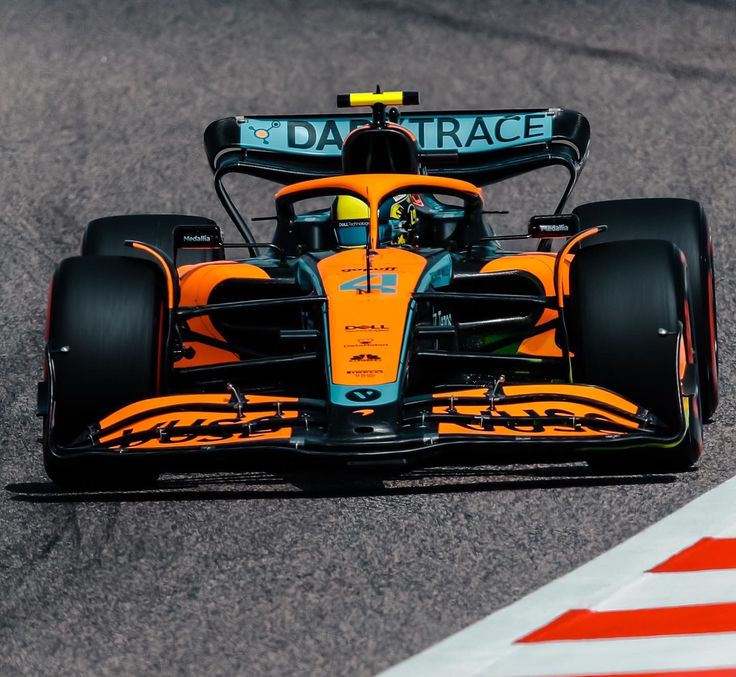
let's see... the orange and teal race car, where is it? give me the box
[39,90,718,486]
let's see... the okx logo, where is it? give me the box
[345,388,382,403]
[339,273,398,294]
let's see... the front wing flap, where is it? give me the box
[49,384,691,463]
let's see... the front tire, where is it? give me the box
[567,240,702,472]
[44,255,166,487]
[573,198,718,420]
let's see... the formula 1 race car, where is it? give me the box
[39,89,718,486]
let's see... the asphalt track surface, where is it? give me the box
[1,1,735,675]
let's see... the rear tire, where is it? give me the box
[44,256,166,487]
[573,198,718,421]
[567,240,703,472]
[83,214,224,265]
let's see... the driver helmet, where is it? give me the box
[333,194,416,248]
[333,195,372,248]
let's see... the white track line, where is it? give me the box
[594,569,736,610]
[378,475,736,677]
[481,633,736,677]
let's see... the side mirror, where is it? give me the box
[528,213,580,238]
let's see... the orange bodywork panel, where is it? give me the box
[98,394,299,449]
[503,384,638,414]
[276,173,481,202]
[131,242,177,308]
[175,261,271,367]
[481,253,571,357]
[432,385,642,438]
[318,247,426,386]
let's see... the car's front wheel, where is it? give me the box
[567,239,703,472]
[573,198,718,421]
[43,255,166,487]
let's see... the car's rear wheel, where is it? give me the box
[44,255,166,487]
[573,198,718,421]
[83,214,224,265]
[567,240,703,472]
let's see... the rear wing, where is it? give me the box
[203,108,590,187]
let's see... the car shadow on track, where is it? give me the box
[6,464,681,503]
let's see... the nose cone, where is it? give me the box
[327,403,401,443]
[317,247,427,405]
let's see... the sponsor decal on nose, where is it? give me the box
[345,388,382,402]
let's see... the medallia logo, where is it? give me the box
[345,388,382,403]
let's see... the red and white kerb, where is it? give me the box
[380,477,736,677]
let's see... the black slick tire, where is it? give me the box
[44,255,166,487]
[567,239,703,472]
[573,198,718,421]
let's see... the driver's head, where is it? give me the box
[382,193,418,245]
[333,195,370,248]
[332,193,418,248]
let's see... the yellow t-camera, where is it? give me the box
[336,91,420,108]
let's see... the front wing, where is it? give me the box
[46,384,692,467]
